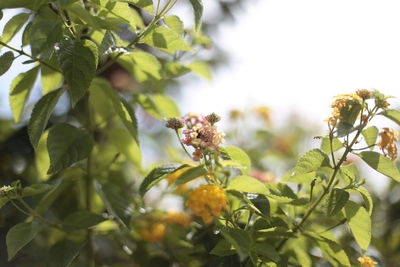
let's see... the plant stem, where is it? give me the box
[276,121,366,251]
[17,198,62,230]
[175,130,193,159]
[0,41,61,73]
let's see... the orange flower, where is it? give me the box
[358,256,377,267]
[186,184,228,223]
[163,211,191,227]
[139,222,166,242]
[378,128,398,160]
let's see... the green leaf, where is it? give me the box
[221,146,251,174]
[135,94,180,119]
[342,200,371,251]
[0,51,14,76]
[220,227,251,261]
[227,175,267,195]
[348,187,373,216]
[94,181,133,226]
[292,149,330,176]
[0,0,47,10]
[380,109,400,126]
[93,78,138,144]
[9,66,40,123]
[48,239,81,267]
[187,61,212,80]
[122,0,153,13]
[175,165,207,185]
[320,137,343,154]
[57,37,97,105]
[359,151,400,182]
[41,57,63,94]
[47,124,94,174]
[189,0,203,32]
[308,232,350,267]
[210,239,236,256]
[63,211,106,232]
[29,19,62,58]
[98,31,116,63]
[250,195,270,219]
[253,243,280,262]
[22,183,52,197]
[107,128,141,168]
[139,164,189,197]
[7,222,40,261]
[326,188,349,216]
[164,15,184,35]
[0,197,8,209]
[1,13,30,44]
[281,171,316,183]
[28,88,65,148]
[164,62,190,78]
[119,50,162,82]
[362,126,378,149]
[141,25,193,54]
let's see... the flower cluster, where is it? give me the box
[139,222,166,242]
[181,113,225,161]
[378,128,398,160]
[163,211,192,227]
[327,93,362,127]
[186,184,228,223]
[358,256,377,267]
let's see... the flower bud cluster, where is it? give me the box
[327,93,362,127]
[163,211,191,227]
[139,222,166,242]
[378,128,398,160]
[186,184,228,223]
[181,113,225,161]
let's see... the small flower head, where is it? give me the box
[0,185,15,198]
[163,211,191,227]
[326,93,362,127]
[229,109,242,120]
[378,128,398,160]
[255,106,271,124]
[166,117,185,130]
[205,112,221,125]
[186,184,228,223]
[358,256,377,267]
[181,113,225,161]
[356,89,373,100]
[139,222,166,242]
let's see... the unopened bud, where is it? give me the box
[205,112,221,125]
[166,117,184,130]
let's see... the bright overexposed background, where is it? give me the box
[1,0,400,192]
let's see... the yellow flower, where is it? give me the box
[166,167,190,185]
[139,222,166,242]
[255,106,271,124]
[163,211,192,227]
[186,184,228,224]
[378,128,398,160]
[358,256,377,267]
[356,89,373,100]
[326,93,362,127]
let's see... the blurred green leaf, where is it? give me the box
[187,61,212,80]
[29,18,62,58]
[227,175,267,195]
[57,37,97,105]
[362,126,378,150]
[107,128,141,168]
[175,165,207,185]
[41,56,63,94]
[220,227,251,261]
[28,88,64,148]
[141,25,193,54]
[0,51,14,76]
[63,211,106,232]
[326,188,349,217]
[7,222,40,261]
[47,124,94,174]
[22,183,52,197]
[139,164,189,197]
[342,200,371,251]
[9,66,40,123]
[221,146,251,174]
[1,13,30,43]
[253,243,280,262]
[210,239,236,256]
[359,151,400,182]
[119,50,162,82]
[189,0,203,32]
[292,149,330,176]
[320,137,343,154]
[308,232,350,267]
[122,0,153,14]
[164,15,184,35]
[48,239,82,267]
[379,109,400,126]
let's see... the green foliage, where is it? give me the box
[0,51,14,76]
[48,240,82,267]
[221,146,252,174]
[227,175,267,194]
[292,148,330,176]
[47,124,94,174]
[6,222,40,261]
[1,13,30,43]
[63,211,106,232]
[326,188,349,216]
[362,126,379,149]
[380,109,400,126]
[174,165,207,185]
[359,151,400,182]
